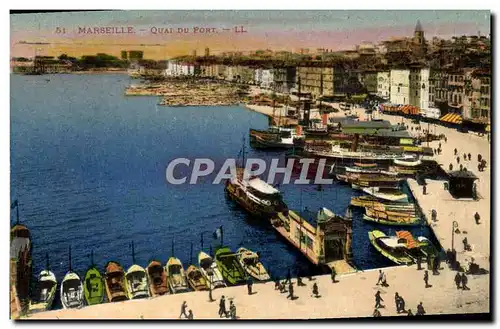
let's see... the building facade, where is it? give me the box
[409,67,430,110]
[296,65,334,98]
[389,69,410,105]
[376,71,391,99]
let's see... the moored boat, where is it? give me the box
[29,255,57,313]
[125,242,150,300]
[345,166,398,176]
[394,158,422,167]
[146,260,169,297]
[198,251,227,289]
[60,271,84,309]
[350,195,415,208]
[368,230,414,265]
[362,187,409,203]
[214,246,247,285]
[236,247,270,281]
[186,265,209,291]
[417,236,439,259]
[363,214,421,226]
[83,251,104,306]
[165,257,189,294]
[104,261,129,303]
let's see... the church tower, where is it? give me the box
[414,20,425,45]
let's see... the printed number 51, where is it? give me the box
[55,27,66,34]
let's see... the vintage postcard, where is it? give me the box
[10,10,491,320]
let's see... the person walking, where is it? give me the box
[463,237,469,251]
[312,282,319,298]
[287,282,294,299]
[423,184,427,195]
[373,309,382,317]
[285,269,291,284]
[247,277,253,295]
[229,301,236,320]
[407,309,414,316]
[468,153,471,161]
[376,270,384,285]
[454,148,458,156]
[331,267,337,283]
[394,293,401,313]
[431,209,437,222]
[454,272,462,289]
[279,281,287,293]
[187,310,194,320]
[399,295,406,313]
[218,296,227,318]
[416,302,426,315]
[456,156,460,164]
[381,272,389,287]
[179,301,189,319]
[274,278,280,290]
[374,291,384,308]
[449,163,453,171]
[424,270,430,288]
[463,153,467,161]
[474,212,481,225]
[461,273,470,290]
[417,255,422,270]
[297,275,305,286]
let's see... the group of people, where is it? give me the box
[218,295,237,319]
[273,269,321,300]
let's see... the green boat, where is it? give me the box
[363,214,421,226]
[214,246,247,285]
[368,230,414,265]
[83,251,104,306]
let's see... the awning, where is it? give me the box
[439,113,463,124]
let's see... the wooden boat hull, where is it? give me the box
[146,261,169,297]
[362,187,409,203]
[60,271,84,309]
[198,252,227,289]
[363,214,421,227]
[83,266,104,306]
[29,270,57,313]
[104,262,129,303]
[236,247,270,281]
[165,258,189,294]
[186,265,209,291]
[225,181,287,218]
[368,231,413,265]
[125,265,150,300]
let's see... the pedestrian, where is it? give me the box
[374,291,384,308]
[439,142,442,149]
[394,292,401,313]
[399,295,406,313]
[454,148,458,156]
[478,163,482,172]
[431,209,437,222]
[433,149,437,155]
[424,270,430,288]
[454,272,462,289]
[247,277,253,295]
[417,254,422,270]
[456,156,460,164]
[297,275,305,286]
[229,301,236,319]
[279,281,287,293]
[179,301,189,319]
[187,310,194,320]
[312,282,319,298]
[285,269,291,284]
[423,185,427,195]
[446,249,452,264]
[474,212,480,225]
[218,296,227,318]
[449,163,453,171]
[445,136,448,143]
[274,278,280,290]
[376,269,384,285]
[432,255,440,275]
[381,272,389,287]
[407,309,414,316]
[287,282,294,299]
[373,308,382,317]
[461,273,470,290]
[463,153,467,161]
[468,153,471,161]
[416,302,426,315]
[459,164,463,171]
[331,267,337,283]
[463,237,468,251]
[478,154,482,162]
[438,148,442,155]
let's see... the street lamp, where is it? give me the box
[451,220,459,251]
[207,268,215,302]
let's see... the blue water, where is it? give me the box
[11,74,439,307]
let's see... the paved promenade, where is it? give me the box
[27,264,488,320]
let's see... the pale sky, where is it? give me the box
[10,10,491,59]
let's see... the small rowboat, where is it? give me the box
[362,187,409,203]
[393,158,422,167]
[198,251,227,289]
[186,265,209,291]
[345,166,399,176]
[83,251,104,306]
[236,247,270,281]
[165,257,189,294]
[351,195,414,208]
[29,269,57,313]
[104,261,129,303]
[354,162,377,168]
[363,214,421,226]
[61,271,84,309]
[146,261,169,297]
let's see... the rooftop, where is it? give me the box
[447,170,478,179]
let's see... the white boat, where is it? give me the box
[306,144,415,161]
[236,247,270,281]
[60,271,84,309]
[345,166,399,176]
[125,264,150,300]
[29,270,57,313]
[362,187,409,203]
[393,158,422,167]
[198,251,227,289]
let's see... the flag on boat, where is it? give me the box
[11,200,18,209]
[213,226,222,239]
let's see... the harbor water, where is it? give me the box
[11,74,440,308]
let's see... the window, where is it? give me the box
[398,87,400,93]
[458,95,462,104]
[415,90,418,96]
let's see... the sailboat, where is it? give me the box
[83,250,104,306]
[60,246,84,309]
[125,242,150,300]
[28,253,57,313]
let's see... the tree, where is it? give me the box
[58,54,69,61]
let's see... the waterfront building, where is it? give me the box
[296,64,334,99]
[260,69,274,89]
[409,67,430,110]
[389,69,410,105]
[463,68,490,122]
[429,69,449,109]
[447,70,465,115]
[254,68,263,86]
[165,60,200,76]
[273,67,296,94]
[376,71,391,99]
[359,70,378,95]
[234,66,254,84]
